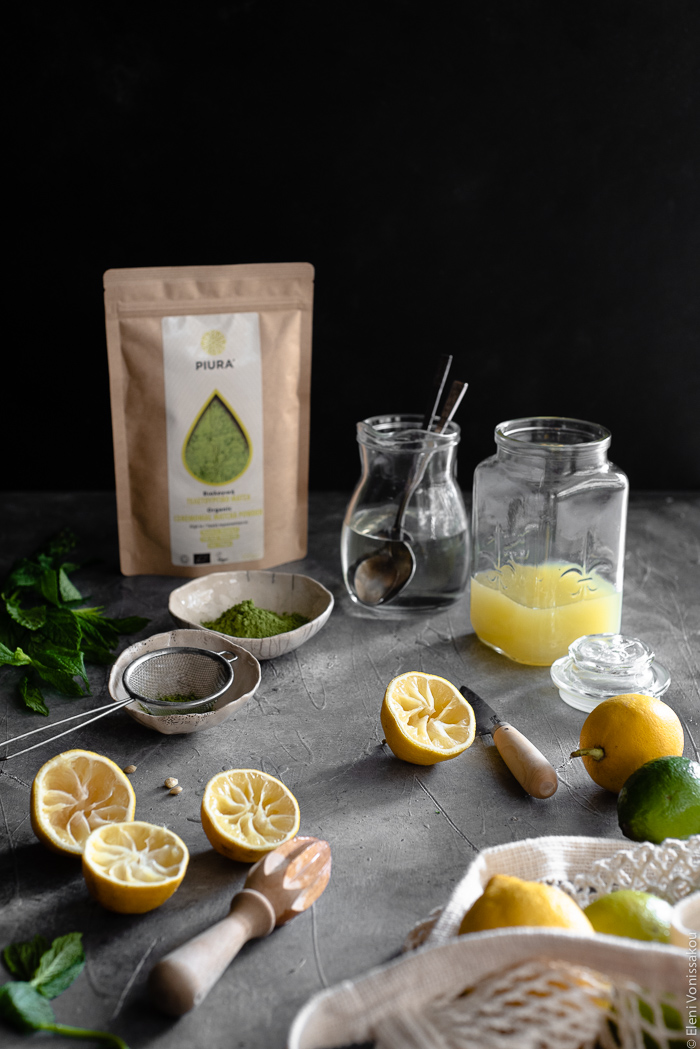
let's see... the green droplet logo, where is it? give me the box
[183,392,251,484]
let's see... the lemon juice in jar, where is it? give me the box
[470,418,628,664]
[470,562,622,666]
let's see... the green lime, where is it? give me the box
[584,889,672,942]
[617,755,700,843]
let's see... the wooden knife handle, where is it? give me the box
[149,888,276,1016]
[492,724,559,799]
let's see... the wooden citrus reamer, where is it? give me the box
[149,836,331,1016]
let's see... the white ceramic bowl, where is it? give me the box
[168,570,334,661]
[108,629,261,735]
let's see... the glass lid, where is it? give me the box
[551,633,671,713]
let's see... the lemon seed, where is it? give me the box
[164,777,178,788]
[169,786,183,795]
[123,765,137,774]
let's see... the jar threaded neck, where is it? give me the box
[495,417,611,451]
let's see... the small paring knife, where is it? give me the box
[460,685,558,799]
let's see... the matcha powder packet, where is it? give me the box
[104,263,314,576]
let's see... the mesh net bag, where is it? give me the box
[371,955,687,1049]
[289,835,699,1049]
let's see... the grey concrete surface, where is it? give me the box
[1,491,698,1048]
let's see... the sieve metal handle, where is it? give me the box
[2,651,240,762]
[0,697,135,762]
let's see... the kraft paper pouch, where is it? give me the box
[104,263,314,576]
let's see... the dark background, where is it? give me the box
[9,0,700,493]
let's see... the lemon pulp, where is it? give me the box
[82,821,189,913]
[31,749,136,856]
[201,768,301,863]
[381,672,475,765]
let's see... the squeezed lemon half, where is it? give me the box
[82,821,189,913]
[31,749,136,856]
[201,768,301,863]
[381,672,476,765]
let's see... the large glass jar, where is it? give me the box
[470,417,628,665]
[341,414,469,613]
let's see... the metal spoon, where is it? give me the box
[350,381,468,607]
[350,476,419,607]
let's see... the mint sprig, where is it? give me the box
[0,529,148,715]
[1,932,129,1047]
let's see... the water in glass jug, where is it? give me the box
[342,414,469,613]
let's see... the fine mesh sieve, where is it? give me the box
[122,647,238,713]
[1,645,240,762]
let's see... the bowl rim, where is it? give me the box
[168,570,335,640]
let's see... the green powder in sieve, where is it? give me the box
[140,692,214,716]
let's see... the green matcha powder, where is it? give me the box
[156,693,199,703]
[203,598,309,638]
[184,394,251,484]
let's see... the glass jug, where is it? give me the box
[341,414,469,612]
[470,417,628,665]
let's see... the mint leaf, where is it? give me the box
[6,560,46,590]
[0,605,23,650]
[74,609,120,652]
[0,644,33,668]
[0,981,55,1031]
[3,592,47,631]
[59,561,81,575]
[19,676,49,715]
[2,936,50,980]
[58,567,82,604]
[79,646,115,666]
[0,982,130,1046]
[38,570,61,607]
[0,981,130,1045]
[103,616,149,635]
[6,529,77,582]
[74,611,148,659]
[31,933,85,999]
[42,607,82,654]
[1,927,131,1048]
[26,643,89,689]
[28,661,87,697]
[2,531,148,715]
